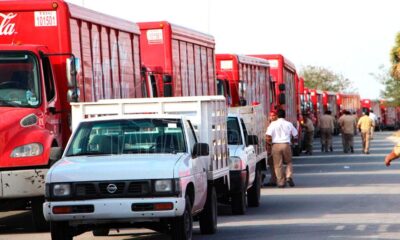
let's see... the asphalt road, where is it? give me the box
[1,131,400,240]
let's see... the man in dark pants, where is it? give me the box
[302,113,314,155]
[265,109,298,188]
[319,110,335,152]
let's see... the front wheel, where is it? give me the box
[171,195,193,240]
[247,168,261,207]
[31,197,49,232]
[199,186,217,234]
[50,221,73,240]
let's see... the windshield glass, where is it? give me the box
[227,117,242,145]
[66,118,187,156]
[0,52,40,108]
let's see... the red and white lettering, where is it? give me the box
[0,13,17,35]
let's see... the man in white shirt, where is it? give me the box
[369,109,378,139]
[266,109,298,188]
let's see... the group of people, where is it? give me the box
[302,109,377,155]
[264,108,378,188]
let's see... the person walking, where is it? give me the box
[357,111,375,154]
[319,110,335,152]
[264,110,278,187]
[369,109,378,139]
[338,110,357,153]
[265,109,298,188]
[302,113,315,155]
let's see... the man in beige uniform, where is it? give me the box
[319,110,335,152]
[266,109,298,188]
[357,111,374,154]
[302,113,314,155]
[264,111,278,186]
[338,110,357,153]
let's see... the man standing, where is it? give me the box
[264,111,278,186]
[319,110,335,152]
[369,109,378,139]
[266,109,298,188]
[302,113,315,155]
[338,110,357,153]
[357,111,374,154]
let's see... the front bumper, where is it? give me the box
[43,197,185,223]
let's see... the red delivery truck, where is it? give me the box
[0,0,142,229]
[250,54,302,155]
[138,21,216,97]
[216,54,271,115]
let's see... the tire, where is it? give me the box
[50,221,73,240]
[247,168,261,207]
[199,186,218,234]
[92,228,109,236]
[171,195,193,240]
[231,187,246,215]
[31,198,50,232]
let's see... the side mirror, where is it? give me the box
[247,135,258,145]
[279,93,286,105]
[192,143,209,157]
[67,89,80,102]
[49,147,63,165]
[278,83,285,91]
[163,75,172,83]
[239,98,247,106]
[163,75,173,97]
[66,57,78,88]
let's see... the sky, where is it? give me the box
[66,0,399,99]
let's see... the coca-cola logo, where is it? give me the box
[0,13,17,36]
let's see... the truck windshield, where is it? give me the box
[0,52,40,108]
[227,117,242,145]
[66,119,187,156]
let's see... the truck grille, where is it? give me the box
[72,181,150,200]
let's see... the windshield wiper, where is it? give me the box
[0,99,21,107]
[66,152,113,157]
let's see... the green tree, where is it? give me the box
[391,32,400,80]
[299,65,355,92]
[370,65,400,106]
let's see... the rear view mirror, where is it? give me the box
[279,93,286,105]
[192,143,209,157]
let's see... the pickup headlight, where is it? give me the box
[52,184,71,197]
[229,156,244,170]
[11,143,43,158]
[154,180,173,192]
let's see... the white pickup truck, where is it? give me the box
[43,96,230,240]
[227,104,268,214]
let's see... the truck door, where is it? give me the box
[42,56,61,146]
[185,120,207,212]
[240,118,256,186]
